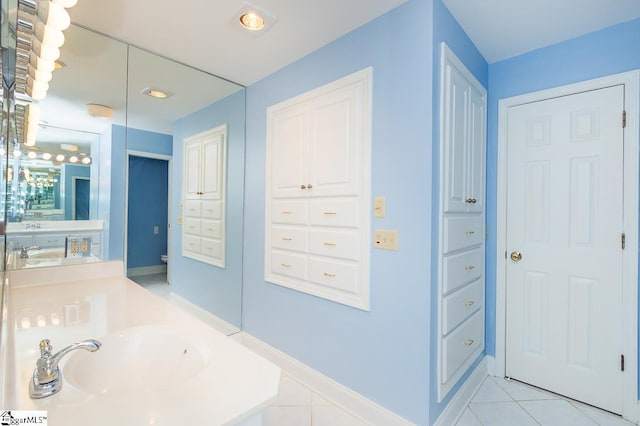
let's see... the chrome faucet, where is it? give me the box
[30,338,101,399]
[19,245,41,259]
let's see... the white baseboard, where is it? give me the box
[434,357,488,426]
[167,293,240,336]
[127,265,167,277]
[237,332,415,426]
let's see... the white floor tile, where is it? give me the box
[495,378,559,401]
[570,401,635,426]
[272,374,313,406]
[312,405,369,426]
[455,408,482,426]
[470,401,537,426]
[472,378,513,403]
[264,405,311,426]
[520,399,596,425]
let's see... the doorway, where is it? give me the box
[495,71,639,420]
[125,151,171,286]
[72,176,90,220]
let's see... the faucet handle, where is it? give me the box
[39,339,52,356]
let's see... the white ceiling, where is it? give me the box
[442,0,640,63]
[69,0,407,86]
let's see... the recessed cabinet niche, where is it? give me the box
[265,68,372,310]
[437,44,487,401]
[182,125,227,268]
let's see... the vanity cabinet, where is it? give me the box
[437,44,487,401]
[7,230,103,258]
[265,68,371,310]
[182,125,226,268]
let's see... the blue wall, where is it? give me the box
[243,1,434,423]
[63,164,90,220]
[171,89,246,329]
[127,156,168,268]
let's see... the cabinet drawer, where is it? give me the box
[201,238,223,259]
[442,248,483,294]
[201,201,223,219]
[271,201,307,225]
[271,251,307,281]
[309,199,358,228]
[443,216,483,253]
[185,199,201,217]
[309,258,358,293]
[201,219,222,239]
[442,310,483,383]
[183,217,201,235]
[442,279,483,334]
[183,235,201,253]
[34,233,67,248]
[271,226,307,252]
[308,229,359,260]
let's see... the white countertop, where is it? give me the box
[2,262,280,425]
[6,220,104,234]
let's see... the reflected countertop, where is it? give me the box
[6,220,104,234]
[2,261,280,425]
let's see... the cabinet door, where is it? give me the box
[269,106,308,198]
[467,86,486,213]
[184,141,202,199]
[307,84,362,197]
[443,64,471,213]
[201,134,225,200]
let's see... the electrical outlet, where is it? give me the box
[177,216,183,225]
[373,229,399,250]
[153,225,159,235]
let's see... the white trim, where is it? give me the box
[434,357,488,426]
[127,265,167,277]
[237,332,414,425]
[496,70,639,422]
[167,292,239,336]
[124,150,173,282]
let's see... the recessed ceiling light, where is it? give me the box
[239,12,265,31]
[141,87,173,99]
[60,143,78,152]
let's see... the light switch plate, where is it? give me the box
[373,229,398,250]
[374,196,386,218]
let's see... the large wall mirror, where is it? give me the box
[1,16,246,332]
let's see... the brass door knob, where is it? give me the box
[510,251,522,262]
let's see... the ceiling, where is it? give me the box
[442,0,640,63]
[69,0,407,87]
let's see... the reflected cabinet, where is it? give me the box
[437,43,487,401]
[182,125,227,268]
[265,68,372,310]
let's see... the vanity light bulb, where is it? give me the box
[81,157,91,165]
[28,65,53,83]
[29,52,56,75]
[36,0,71,31]
[42,152,51,160]
[27,151,37,159]
[52,0,78,8]
[13,150,22,158]
[69,155,78,163]
[55,154,65,162]
[33,21,65,48]
[31,39,60,62]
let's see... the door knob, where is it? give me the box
[510,251,522,262]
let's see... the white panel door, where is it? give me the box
[269,106,308,198]
[201,135,224,200]
[184,141,202,199]
[505,85,624,413]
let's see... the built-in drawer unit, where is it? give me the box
[308,229,359,260]
[309,257,358,293]
[443,215,484,253]
[442,248,484,294]
[183,217,202,235]
[271,226,307,252]
[200,238,223,259]
[271,201,307,225]
[184,199,202,217]
[441,309,484,384]
[442,279,483,335]
[308,199,359,228]
[270,251,308,281]
[201,201,223,219]
[201,220,222,239]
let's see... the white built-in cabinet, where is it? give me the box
[182,125,226,268]
[438,43,487,401]
[265,68,372,310]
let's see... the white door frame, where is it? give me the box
[495,70,639,421]
[124,149,173,282]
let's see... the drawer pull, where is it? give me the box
[465,230,475,236]
[281,263,292,268]
[281,237,292,241]
[324,212,337,216]
[464,339,475,347]
[281,211,292,215]
[465,198,477,204]
[464,265,475,271]
[323,242,336,247]
[300,185,307,190]
[323,272,336,278]
[307,184,313,189]
[464,300,475,307]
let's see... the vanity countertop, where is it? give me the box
[6,220,104,234]
[2,262,280,425]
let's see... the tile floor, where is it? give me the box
[131,273,634,426]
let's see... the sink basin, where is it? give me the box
[64,325,209,396]
[29,248,65,259]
